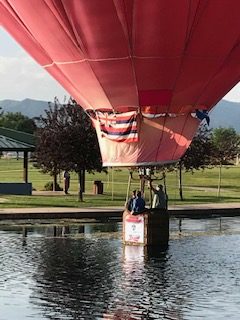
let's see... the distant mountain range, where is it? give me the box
[0,98,49,118]
[209,100,240,131]
[0,98,240,131]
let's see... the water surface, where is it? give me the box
[0,218,240,319]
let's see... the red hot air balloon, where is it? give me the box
[0,0,240,166]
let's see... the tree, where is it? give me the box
[34,99,103,200]
[182,124,213,172]
[178,124,214,200]
[211,127,240,197]
[0,111,36,134]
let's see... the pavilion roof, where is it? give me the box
[0,127,36,151]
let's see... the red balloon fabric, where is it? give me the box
[1,0,240,166]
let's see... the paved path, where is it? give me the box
[0,190,238,219]
[1,202,240,220]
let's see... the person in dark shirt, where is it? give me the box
[131,191,145,214]
[63,170,70,194]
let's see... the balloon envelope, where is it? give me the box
[1,0,240,166]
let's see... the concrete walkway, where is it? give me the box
[0,190,238,220]
[1,202,240,220]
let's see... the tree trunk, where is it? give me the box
[236,153,239,165]
[217,164,222,198]
[140,176,145,194]
[53,174,57,191]
[179,161,184,201]
[78,169,85,202]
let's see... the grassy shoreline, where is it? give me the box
[0,158,240,208]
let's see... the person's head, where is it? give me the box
[137,191,142,198]
[156,184,163,191]
[132,190,136,197]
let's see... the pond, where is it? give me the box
[1,217,240,319]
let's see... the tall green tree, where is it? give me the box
[34,99,102,200]
[0,112,36,134]
[182,124,213,172]
[178,124,214,200]
[211,127,240,197]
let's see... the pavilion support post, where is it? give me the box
[23,151,28,183]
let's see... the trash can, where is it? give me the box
[93,180,103,194]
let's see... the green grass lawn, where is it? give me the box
[0,158,240,208]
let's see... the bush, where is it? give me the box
[44,181,63,191]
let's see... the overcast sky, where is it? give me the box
[0,27,239,103]
[0,28,68,102]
